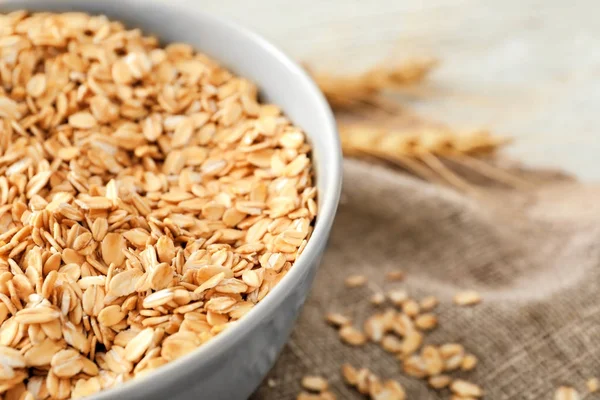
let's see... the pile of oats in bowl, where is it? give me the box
[0,11,316,399]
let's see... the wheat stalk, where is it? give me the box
[309,58,438,112]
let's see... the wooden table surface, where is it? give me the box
[178,0,600,181]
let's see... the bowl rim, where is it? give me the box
[1,0,342,397]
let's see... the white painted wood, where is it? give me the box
[177,0,600,181]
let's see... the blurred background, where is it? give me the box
[183,0,600,181]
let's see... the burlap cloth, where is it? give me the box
[251,159,600,399]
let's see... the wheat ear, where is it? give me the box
[340,124,529,190]
[309,58,438,111]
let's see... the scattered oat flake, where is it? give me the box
[376,380,406,400]
[461,354,478,371]
[296,392,325,400]
[387,289,408,305]
[450,380,483,398]
[341,364,358,386]
[453,290,482,306]
[326,313,352,328]
[381,334,403,353]
[386,270,405,281]
[419,296,439,311]
[554,386,581,400]
[341,364,405,400]
[414,313,438,331]
[339,326,367,346]
[345,275,367,288]
[319,391,336,400]
[428,375,451,390]
[364,314,386,343]
[301,375,329,392]
[587,378,599,393]
[402,299,420,317]
[370,292,386,305]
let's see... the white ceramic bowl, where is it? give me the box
[0,1,342,399]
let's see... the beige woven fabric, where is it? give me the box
[252,159,600,399]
